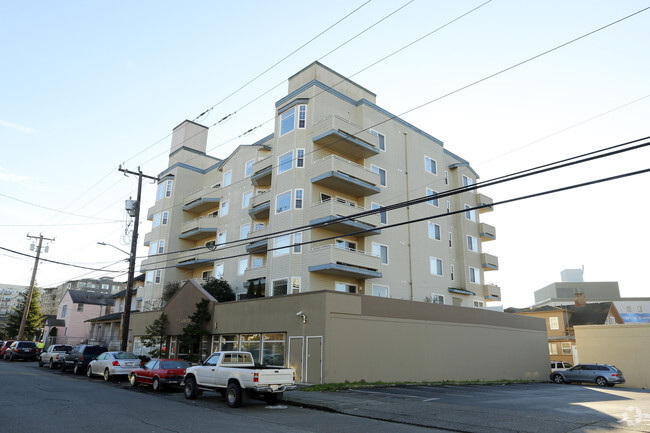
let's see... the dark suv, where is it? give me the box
[60,344,108,375]
[4,341,38,361]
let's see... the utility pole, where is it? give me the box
[118,166,158,351]
[18,234,54,340]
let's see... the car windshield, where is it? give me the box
[55,345,72,351]
[114,353,139,359]
[85,347,107,355]
[21,342,36,347]
[161,361,190,369]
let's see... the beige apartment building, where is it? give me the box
[138,62,499,310]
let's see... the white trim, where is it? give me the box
[275,190,292,214]
[271,277,289,296]
[291,276,301,294]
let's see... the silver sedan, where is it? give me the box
[87,351,141,381]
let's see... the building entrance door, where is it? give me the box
[306,336,323,384]
[288,336,304,383]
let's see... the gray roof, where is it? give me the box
[67,290,114,306]
[565,302,616,327]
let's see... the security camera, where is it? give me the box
[296,311,303,316]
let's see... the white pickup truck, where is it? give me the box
[182,351,296,407]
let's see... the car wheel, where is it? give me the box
[73,362,81,375]
[226,383,242,408]
[103,368,111,382]
[552,374,565,384]
[38,357,43,367]
[153,377,161,392]
[184,377,198,400]
[129,373,138,388]
[60,360,66,373]
[596,376,608,387]
[9,354,13,362]
[49,359,55,369]
[87,366,93,378]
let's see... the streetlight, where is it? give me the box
[97,242,130,256]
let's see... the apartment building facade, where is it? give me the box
[138,62,499,309]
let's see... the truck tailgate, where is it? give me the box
[257,368,294,385]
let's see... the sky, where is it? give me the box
[1,0,648,308]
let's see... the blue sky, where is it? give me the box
[1,0,648,307]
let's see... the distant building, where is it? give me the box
[41,277,126,316]
[48,290,114,346]
[0,283,27,333]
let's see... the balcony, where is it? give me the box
[312,115,380,159]
[246,226,269,253]
[146,206,155,221]
[182,186,221,213]
[248,192,271,219]
[307,244,382,279]
[251,157,272,187]
[176,250,214,270]
[310,155,380,196]
[477,193,494,213]
[483,284,501,301]
[179,215,219,241]
[481,253,499,271]
[143,232,152,247]
[244,265,267,281]
[309,200,380,236]
[479,223,496,241]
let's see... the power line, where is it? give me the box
[0,246,125,273]
[0,193,123,222]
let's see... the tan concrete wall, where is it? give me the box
[574,324,650,389]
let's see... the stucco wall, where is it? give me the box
[574,324,650,389]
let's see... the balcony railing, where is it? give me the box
[249,192,271,219]
[307,244,382,279]
[310,155,380,196]
[143,232,152,247]
[244,265,267,281]
[251,156,273,187]
[182,186,221,213]
[309,199,380,236]
[477,193,494,213]
[481,253,499,271]
[479,223,496,241]
[311,115,380,159]
[179,215,219,240]
[483,284,501,301]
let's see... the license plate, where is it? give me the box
[125,362,134,366]
[168,380,179,384]
[24,349,31,352]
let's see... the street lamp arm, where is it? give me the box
[97,242,130,256]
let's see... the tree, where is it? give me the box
[179,299,211,359]
[5,288,44,340]
[141,312,168,358]
[162,281,181,303]
[202,278,235,302]
[246,280,265,299]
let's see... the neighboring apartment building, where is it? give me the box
[138,62,499,310]
[41,277,126,316]
[0,284,27,332]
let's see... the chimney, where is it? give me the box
[574,293,586,307]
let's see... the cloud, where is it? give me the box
[0,166,41,185]
[0,120,39,135]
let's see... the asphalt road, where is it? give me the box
[0,360,434,433]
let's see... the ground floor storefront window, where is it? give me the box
[210,333,286,366]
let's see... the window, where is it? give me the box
[372,284,389,297]
[431,294,444,304]
[252,257,264,268]
[446,201,450,213]
[240,224,250,240]
[294,189,303,209]
[77,303,84,312]
[298,105,307,129]
[241,190,252,208]
[146,271,154,284]
[444,171,449,185]
[162,211,168,225]
[214,263,224,279]
[473,301,484,308]
[278,151,292,174]
[467,235,478,252]
[465,205,476,222]
[157,183,165,200]
[281,107,296,135]
[448,232,453,247]
[223,171,232,187]
[217,231,226,247]
[638,306,643,312]
[296,149,305,168]
[154,270,162,284]
[61,305,67,317]
[450,264,455,281]
[276,191,291,214]
[425,156,437,175]
[372,243,388,264]
[157,179,172,200]
[549,317,559,330]
[274,234,291,257]
[272,278,288,296]
[202,270,212,280]
[291,277,301,294]
[371,165,386,187]
[428,222,441,240]
[463,175,473,186]
[245,160,254,177]
[293,232,302,253]
[369,129,386,151]
[149,241,158,256]
[426,188,439,206]
[221,201,229,216]
[608,316,616,324]
[336,239,356,251]
[469,267,481,284]
[165,180,173,197]
[548,343,558,355]
[430,257,443,276]
[372,202,386,224]
[561,342,572,355]
[238,258,248,276]
[153,213,161,227]
[335,283,356,293]
[158,240,165,254]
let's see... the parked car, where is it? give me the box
[1,340,16,359]
[550,361,572,372]
[38,344,73,369]
[550,363,625,387]
[87,351,141,381]
[129,359,190,391]
[4,341,38,361]
[60,344,108,375]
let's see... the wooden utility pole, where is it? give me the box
[18,234,54,340]
[118,166,158,351]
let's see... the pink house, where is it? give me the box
[54,290,114,346]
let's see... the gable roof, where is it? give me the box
[67,290,114,306]
[565,302,617,327]
[505,305,566,314]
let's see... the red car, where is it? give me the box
[1,340,16,359]
[129,358,190,391]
